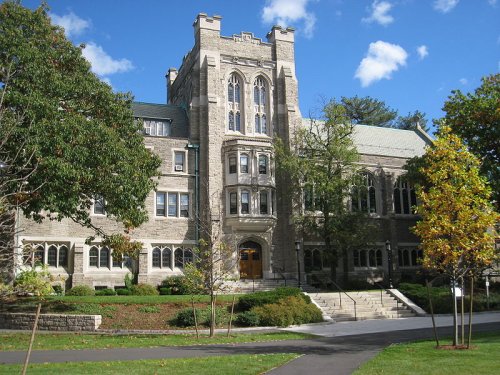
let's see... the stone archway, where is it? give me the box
[239,241,262,279]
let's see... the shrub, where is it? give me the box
[95,288,117,296]
[159,287,172,295]
[70,303,116,317]
[235,310,260,327]
[65,285,95,296]
[52,284,64,295]
[161,276,203,295]
[124,273,134,290]
[14,268,54,297]
[251,296,323,327]
[115,288,132,295]
[172,306,230,327]
[237,287,307,311]
[130,283,159,296]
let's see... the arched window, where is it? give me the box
[152,248,161,268]
[34,245,45,265]
[47,245,57,267]
[313,249,322,270]
[351,172,377,214]
[89,247,98,267]
[253,76,268,135]
[184,249,193,265]
[58,246,68,267]
[162,248,171,268]
[376,249,383,267]
[394,177,417,214]
[100,247,110,268]
[304,249,313,272]
[174,248,184,268]
[353,250,360,267]
[360,250,367,267]
[227,73,242,132]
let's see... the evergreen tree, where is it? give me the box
[340,95,398,127]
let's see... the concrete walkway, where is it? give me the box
[1,312,499,375]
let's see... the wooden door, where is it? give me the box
[240,247,262,279]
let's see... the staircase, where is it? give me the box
[310,290,416,322]
[225,279,320,293]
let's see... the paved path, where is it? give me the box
[1,312,499,375]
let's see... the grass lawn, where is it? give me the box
[0,353,300,374]
[0,331,315,351]
[354,332,500,375]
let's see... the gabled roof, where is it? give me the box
[132,102,189,138]
[301,119,431,159]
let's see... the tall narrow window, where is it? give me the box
[240,154,248,173]
[228,73,242,132]
[58,246,68,267]
[174,152,185,172]
[260,191,268,214]
[156,193,166,216]
[229,192,237,214]
[174,248,184,268]
[100,247,110,268]
[162,248,171,268]
[89,247,98,267]
[259,155,268,174]
[47,245,57,267]
[351,172,377,214]
[229,156,237,174]
[180,194,189,217]
[168,193,177,217]
[394,177,417,214]
[241,191,249,214]
[253,76,268,134]
[152,248,161,268]
[94,195,105,215]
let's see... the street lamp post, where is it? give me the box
[295,240,301,289]
[386,240,393,288]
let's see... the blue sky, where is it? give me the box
[22,0,499,133]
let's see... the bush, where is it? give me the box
[124,273,134,290]
[235,310,260,327]
[237,287,307,311]
[172,306,230,327]
[115,288,132,295]
[52,284,64,295]
[159,287,172,295]
[95,288,117,296]
[14,268,54,297]
[66,285,95,296]
[252,296,323,327]
[161,276,203,295]
[130,283,159,296]
[138,305,161,313]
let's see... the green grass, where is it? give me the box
[48,294,239,304]
[0,331,315,351]
[0,353,300,374]
[354,332,500,375]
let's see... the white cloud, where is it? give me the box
[355,41,408,87]
[459,78,468,85]
[417,45,429,60]
[262,0,316,38]
[50,12,90,38]
[433,0,459,13]
[81,42,134,76]
[362,1,394,26]
[488,0,497,6]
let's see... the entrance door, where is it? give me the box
[239,241,262,279]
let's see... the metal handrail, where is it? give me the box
[371,280,399,317]
[329,279,357,321]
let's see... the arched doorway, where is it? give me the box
[239,241,262,279]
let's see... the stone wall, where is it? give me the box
[0,313,101,331]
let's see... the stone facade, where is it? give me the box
[0,313,101,331]
[14,13,432,289]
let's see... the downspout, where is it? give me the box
[187,143,200,245]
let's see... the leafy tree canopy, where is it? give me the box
[395,110,429,132]
[413,125,498,277]
[442,74,500,207]
[340,95,398,127]
[0,2,161,234]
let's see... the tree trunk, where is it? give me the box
[467,276,474,349]
[209,292,215,338]
[426,279,440,347]
[460,277,464,345]
[452,273,458,347]
[191,299,199,339]
[227,295,236,337]
[22,302,41,375]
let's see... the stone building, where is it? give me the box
[15,14,431,290]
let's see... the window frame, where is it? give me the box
[155,192,189,218]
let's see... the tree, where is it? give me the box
[413,125,498,347]
[183,183,238,337]
[276,100,376,284]
[395,110,429,132]
[340,95,398,127]
[442,74,500,207]
[0,2,161,265]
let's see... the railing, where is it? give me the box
[371,280,399,318]
[272,268,287,286]
[329,279,357,321]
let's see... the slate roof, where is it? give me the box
[301,119,431,159]
[132,102,189,138]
